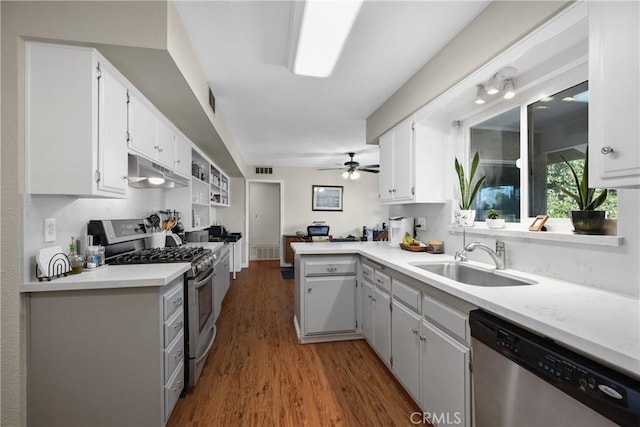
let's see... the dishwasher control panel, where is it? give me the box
[471,310,640,427]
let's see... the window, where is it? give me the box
[468,80,617,222]
[469,107,521,222]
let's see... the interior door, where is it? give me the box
[248,182,281,261]
[98,62,128,194]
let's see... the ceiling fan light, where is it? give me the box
[350,170,360,180]
[341,170,350,179]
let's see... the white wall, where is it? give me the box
[22,190,166,281]
[248,166,388,237]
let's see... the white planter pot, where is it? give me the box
[486,218,505,229]
[455,210,476,227]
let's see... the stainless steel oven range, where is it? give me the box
[89,219,217,388]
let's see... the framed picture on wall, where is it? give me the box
[312,185,343,211]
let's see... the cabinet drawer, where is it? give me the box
[164,331,185,381]
[422,294,468,343]
[374,270,391,293]
[163,285,184,321]
[361,262,374,282]
[392,279,421,313]
[164,309,184,347]
[304,257,357,276]
[164,363,185,423]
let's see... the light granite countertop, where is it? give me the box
[292,241,640,379]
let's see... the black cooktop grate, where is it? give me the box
[108,246,208,265]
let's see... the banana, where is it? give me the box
[403,232,420,246]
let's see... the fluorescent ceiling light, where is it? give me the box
[292,0,363,77]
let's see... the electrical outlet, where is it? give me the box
[416,217,427,229]
[44,218,56,242]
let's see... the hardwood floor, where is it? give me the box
[168,261,421,426]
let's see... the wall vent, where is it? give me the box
[251,245,279,260]
[255,167,273,175]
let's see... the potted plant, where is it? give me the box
[561,149,608,234]
[454,151,486,226]
[485,209,505,229]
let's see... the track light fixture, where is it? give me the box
[474,67,517,104]
[475,85,487,105]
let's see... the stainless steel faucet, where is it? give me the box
[459,240,506,270]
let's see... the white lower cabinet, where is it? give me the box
[391,300,421,402]
[296,255,359,340]
[361,279,375,344]
[27,277,186,426]
[305,276,357,335]
[420,318,470,427]
[373,287,391,366]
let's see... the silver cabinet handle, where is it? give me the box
[412,328,419,334]
[601,146,614,155]
[420,336,426,342]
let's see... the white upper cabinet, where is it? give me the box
[26,42,127,197]
[589,1,640,188]
[155,119,176,168]
[378,116,446,204]
[97,61,129,195]
[174,133,192,178]
[127,89,177,169]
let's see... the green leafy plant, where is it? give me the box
[454,151,486,210]
[560,149,608,211]
[486,209,500,219]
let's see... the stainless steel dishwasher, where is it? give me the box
[470,310,639,427]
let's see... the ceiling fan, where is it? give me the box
[319,152,379,180]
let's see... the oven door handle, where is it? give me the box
[195,325,216,364]
[193,269,214,289]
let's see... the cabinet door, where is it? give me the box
[393,120,414,201]
[373,287,391,365]
[392,300,421,402]
[97,62,128,195]
[589,1,640,188]
[421,319,470,427]
[379,130,395,202]
[155,119,176,168]
[305,276,356,335]
[361,280,375,344]
[174,134,192,177]
[128,92,158,160]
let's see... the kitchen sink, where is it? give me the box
[411,262,536,287]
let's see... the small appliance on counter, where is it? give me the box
[208,225,242,242]
[388,217,414,245]
[307,221,330,242]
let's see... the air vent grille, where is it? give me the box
[255,167,273,175]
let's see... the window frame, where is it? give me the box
[461,61,589,227]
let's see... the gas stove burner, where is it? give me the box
[109,246,210,266]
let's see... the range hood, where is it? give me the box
[127,154,189,189]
